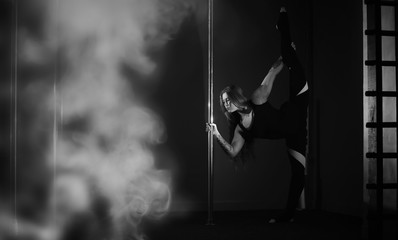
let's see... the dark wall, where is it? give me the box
[311,0,363,216]
[0,0,13,196]
[151,13,208,211]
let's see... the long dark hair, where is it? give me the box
[219,85,254,166]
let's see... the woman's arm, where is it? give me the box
[251,57,283,105]
[208,123,245,158]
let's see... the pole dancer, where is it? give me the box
[208,7,308,223]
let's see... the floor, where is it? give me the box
[142,210,365,240]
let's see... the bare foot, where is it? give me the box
[276,7,287,30]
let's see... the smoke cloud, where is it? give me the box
[2,0,196,239]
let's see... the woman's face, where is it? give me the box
[222,92,239,113]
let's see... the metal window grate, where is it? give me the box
[364,0,398,238]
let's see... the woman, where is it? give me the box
[208,7,308,223]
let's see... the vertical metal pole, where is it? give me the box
[206,0,215,226]
[52,0,60,226]
[52,47,58,227]
[11,0,19,235]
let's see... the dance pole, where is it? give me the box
[11,0,19,234]
[52,0,60,225]
[206,0,215,226]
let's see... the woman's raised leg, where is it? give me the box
[277,7,307,100]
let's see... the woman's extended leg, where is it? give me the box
[277,7,307,100]
[269,7,309,225]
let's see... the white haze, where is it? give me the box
[1,0,197,239]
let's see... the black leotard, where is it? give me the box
[238,92,308,155]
